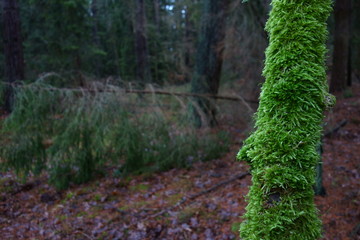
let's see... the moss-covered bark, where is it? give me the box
[237,0,334,239]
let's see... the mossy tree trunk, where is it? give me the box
[190,0,229,128]
[2,0,24,113]
[237,0,333,239]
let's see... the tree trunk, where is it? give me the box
[153,0,160,35]
[352,0,360,81]
[190,0,230,128]
[134,0,152,85]
[330,0,351,93]
[237,0,333,238]
[91,0,100,77]
[314,143,326,196]
[184,5,194,83]
[2,0,24,113]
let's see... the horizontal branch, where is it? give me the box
[4,82,259,104]
[125,89,259,104]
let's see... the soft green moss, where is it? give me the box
[237,0,333,239]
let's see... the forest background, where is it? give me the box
[0,0,359,239]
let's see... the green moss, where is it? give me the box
[57,214,68,221]
[237,0,333,239]
[93,193,102,202]
[343,88,353,98]
[60,191,75,204]
[75,211,87,217]
[166,193,183,205]
[231,222,241,234]
[130,183,150,192]
[178,206,198,223]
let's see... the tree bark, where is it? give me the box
[2,0,25,112]
[190,0,230,127]
[352,0,360,80]
[134,0,152,85]
[330,0,351,93]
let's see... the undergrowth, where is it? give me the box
[0,81,229,190]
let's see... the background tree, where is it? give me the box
[352,0,360,81]
[19,0,93,82]
[330,0,351,93]
[237,0,333,239]
[2,0,24,112]
[190,0,230,127]
[134,0,152,84]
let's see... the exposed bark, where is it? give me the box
[330,0,351,93]
[190,0,230,127]
[134,0,152,84]
[2,0,25,112]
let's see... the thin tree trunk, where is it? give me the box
[153,0,160,35]
[190,0,230,127]
[91,0,100,77]
[134,0,152,85]
[152,0,161,84]
[2,0,25,113]
[330,0,351,93]
[184,5,193,83]
[353,0,360,80]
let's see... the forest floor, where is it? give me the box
[0,84,360,240]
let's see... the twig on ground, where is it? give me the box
[75,231,95,240]
[149,171,250,219]
[324,119,347,137]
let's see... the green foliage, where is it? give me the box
[0,81,229,190]
[21,0,93,78]
[15,0,196,82]
[237,0,333,239]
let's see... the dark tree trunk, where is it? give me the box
[315,143,326,196]
[91,0,100,76]
[352,0,360,81]
[153,0,160,35]
[134,0,152,85]
[151,0,161,84]
[184,6,194,83]
[190,0,230,128]
[2,0,24,112]
[330,0,351,93]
